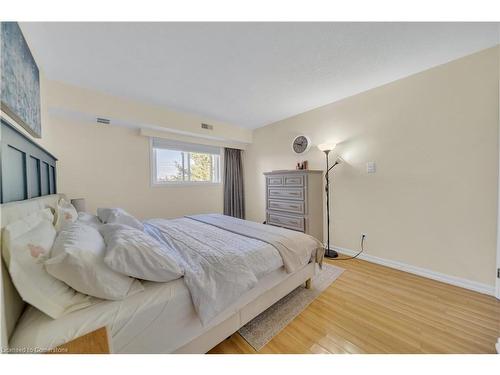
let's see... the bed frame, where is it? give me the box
[175,261,314,353]
[1,117,61,351]
[0,119,58,204]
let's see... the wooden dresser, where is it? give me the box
[264,170,323,241]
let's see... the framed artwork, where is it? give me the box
[1,22,41,138]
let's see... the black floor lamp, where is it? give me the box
[318,143,341,258]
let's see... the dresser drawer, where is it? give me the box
[284,175,304,186]
[268,187,304,201]
[267,213,305,232]
[264,170,323,241]
[268,199,305,215]
[267,176,283,186]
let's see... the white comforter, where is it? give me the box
[144,215,320,324]
[187,214,324,273]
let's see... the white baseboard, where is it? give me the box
[331,246,495,296]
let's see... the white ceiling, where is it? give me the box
[20,22,499,129]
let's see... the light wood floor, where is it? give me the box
[208,257,500,354]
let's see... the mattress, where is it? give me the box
[9,239,287,353]
[10,265,297,353]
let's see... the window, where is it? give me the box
[151,138,221,185]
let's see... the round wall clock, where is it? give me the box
[292,135,311,154]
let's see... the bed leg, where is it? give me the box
[305,278,312,289]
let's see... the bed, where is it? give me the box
[0,120,321,353]
[1,194,320,353]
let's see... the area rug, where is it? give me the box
[238,263,345,351]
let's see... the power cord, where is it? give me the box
[330,234,365,261]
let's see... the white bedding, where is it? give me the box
[10,265,294,353]
[145,217,287,324]
[101,224,184,282]
[145,218,283,279]
[187,214,323,272]
[8,214,320,352]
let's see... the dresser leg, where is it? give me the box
[305,278,312,289]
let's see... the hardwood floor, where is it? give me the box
[49,327,110,354]
[208,257,500,354]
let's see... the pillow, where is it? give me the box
[45,222,144,300]
[101,224,183,282]
[77,212,102,229]
[97,208,144,231]
[2,209,95,319]
[54,198,78,231]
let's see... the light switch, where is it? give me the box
[367,161,376,174]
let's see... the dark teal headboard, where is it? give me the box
[0,118,57,203]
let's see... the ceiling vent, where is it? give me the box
[201,123,213,130]
[96,117,110,125]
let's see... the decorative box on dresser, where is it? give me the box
[264,170,323,241]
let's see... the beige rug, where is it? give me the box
[238,263,345,351]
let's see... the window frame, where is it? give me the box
[149,138,223,187]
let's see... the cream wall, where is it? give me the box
[45,79,252,144]
[5,77,251,220]
[44,116,224,219]
[244,46,500,287]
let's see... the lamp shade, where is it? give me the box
[70,198,86,213]
[317,143,336,152]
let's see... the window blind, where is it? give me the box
[151,138,221,155]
